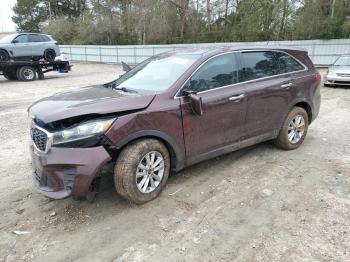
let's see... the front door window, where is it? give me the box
[182,53,239,95]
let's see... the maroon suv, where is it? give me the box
[29,47,321,203]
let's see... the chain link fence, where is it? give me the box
[60,38,350,66]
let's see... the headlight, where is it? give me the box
[52,118,115,145]
[327,70,336,76]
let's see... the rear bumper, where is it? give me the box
[312,87,321,122]
[30,145,111,199]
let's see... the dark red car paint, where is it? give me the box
[29,86,156,123]
[31,146,111,198]
[28,47,321,199]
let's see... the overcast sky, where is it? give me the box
[0,0,16,32]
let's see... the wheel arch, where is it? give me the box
[112,130,185,172]
[0,48,11,58]
[44,48,56,55]
[293,101,312,124]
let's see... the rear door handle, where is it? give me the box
[281,82,293,89]
[229,94,245,101]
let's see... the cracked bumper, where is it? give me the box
[30,145,111,199]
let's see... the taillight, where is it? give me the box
[315,72,321,82]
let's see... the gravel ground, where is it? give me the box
[0,63,349,262]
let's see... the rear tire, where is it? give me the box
[274,106,309,150]
[0,49,9,62]
[114,139,170,204]
[16,66,37,81]
[43,49,56,62]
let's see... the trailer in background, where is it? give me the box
[0,60,71,81]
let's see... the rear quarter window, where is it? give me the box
[276,52,305,73]
[40,35,51,42]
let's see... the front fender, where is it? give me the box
[113,130,185,172]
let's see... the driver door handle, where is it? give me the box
[281,82,293,89]
[229,94,245,101]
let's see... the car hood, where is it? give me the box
[28,85,156,123]
[329,65,350,73]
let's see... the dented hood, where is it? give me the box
[28,85,155,123]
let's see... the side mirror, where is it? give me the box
[12,39,18,44]
[188,93,203,116]
[121,61,132,72]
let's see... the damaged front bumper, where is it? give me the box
[30,145,111,199]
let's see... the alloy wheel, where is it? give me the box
[288,115,305,144]
[136,151,165,194]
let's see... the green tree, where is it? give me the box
[12,0,46,32]
[293,0,350,39]
[46,0,88,19]
[42,16,77,44]
[14,0,350,44]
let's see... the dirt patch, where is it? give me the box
[0,65,349,262]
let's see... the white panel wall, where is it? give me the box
[60,39,350,66]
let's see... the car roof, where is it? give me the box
[17,33,49,36]
[167,45,308,58]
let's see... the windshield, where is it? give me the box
[114,53,201,93]
[334,56,350,66]
[0,34,16,44]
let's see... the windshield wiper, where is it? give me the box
[104,82,138,93]
[113,87,138,93]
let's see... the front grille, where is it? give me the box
[336,73,350,77]
[34,170,41,183]
[31,127,48,152]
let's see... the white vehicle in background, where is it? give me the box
[0,33,61,62]
[324,55,350,87]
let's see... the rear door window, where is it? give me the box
[28,34,43,42]
[14,34,28,43]
[241,51,278,81]
[182,53,239,94]
[276,52,305,73]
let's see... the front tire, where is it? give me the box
[0,49,9,62]
[114,139,170,204]
[274,106,309,150]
